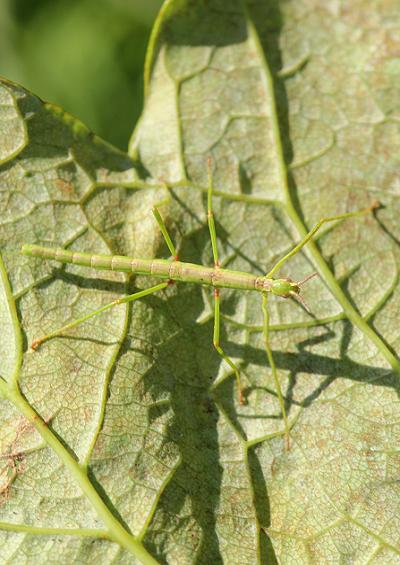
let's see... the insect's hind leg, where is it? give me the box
[266,202,379,278]
[262,292,291,450]
[152,206,178,260]
[207,158,245,404]
[31,282,168,350]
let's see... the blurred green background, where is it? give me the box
[0,0,163,150]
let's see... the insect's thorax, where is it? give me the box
[168,262,260,291]
[166,262,288,293]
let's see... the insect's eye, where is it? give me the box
[290,283,301,295]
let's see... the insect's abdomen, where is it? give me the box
[21,245,171,275]
[21,245,259,291]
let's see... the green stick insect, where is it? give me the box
[21,166,377,450]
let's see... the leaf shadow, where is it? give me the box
[115,278,399,564]
[109,289,226,564]
[38,267,129,295]
[218,320,397,421]
[15,1,398,562]
[242,3,400,559]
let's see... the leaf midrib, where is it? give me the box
[245,8,400,377]
[0,251,159,565]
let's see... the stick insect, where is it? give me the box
[21,167,377,449]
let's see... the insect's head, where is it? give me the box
[269,272,318,312]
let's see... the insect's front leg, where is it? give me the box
[266,202,379,278]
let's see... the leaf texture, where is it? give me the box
[1,1,400,563]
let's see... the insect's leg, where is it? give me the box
[213,287,245,404]
[152,207,178,259]
[207,158,219,266]
[207,159,244,404]
[262,292,291,450]
[31,282,168,350]
[267,202,379,277]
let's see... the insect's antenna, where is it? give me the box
[297,272,318,287]
[290,291,312,314]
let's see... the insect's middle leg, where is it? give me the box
[207,159,244,404]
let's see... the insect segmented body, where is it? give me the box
[21,167,377,450]
[22,244,314,299]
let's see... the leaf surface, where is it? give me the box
[1,1,400,563]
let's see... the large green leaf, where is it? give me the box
[1,1,400,563]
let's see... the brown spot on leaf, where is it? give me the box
[55,178,76,197]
